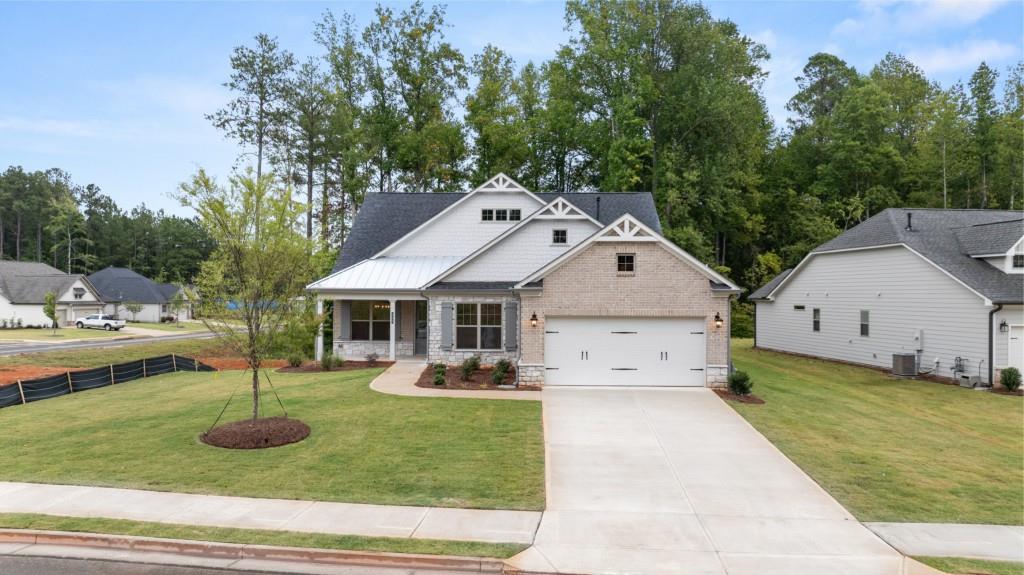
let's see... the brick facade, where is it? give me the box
[519,241,731,386]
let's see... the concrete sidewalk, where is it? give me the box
[866,522,1024,562]
[0,482,540,545]
[370,361,541,401]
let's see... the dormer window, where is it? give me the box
[552,229,567,244]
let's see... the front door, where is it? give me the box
[414,301,428,355]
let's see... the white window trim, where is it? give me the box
[454,302,503,351]
[859,310,870,337]
[552,229,568,245]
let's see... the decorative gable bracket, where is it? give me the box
[534,197,594,220]
[474,173,529,193]
[596,217,657,242]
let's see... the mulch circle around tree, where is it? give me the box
[713,389,765,404]
[276,360,395,373]
[200,417,311,449]
[415,365,539,391]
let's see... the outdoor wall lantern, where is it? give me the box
[530,312,538,328]
[714,312,724,329]
[999,320,1009,333]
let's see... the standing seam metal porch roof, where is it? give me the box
[309,257,462,291]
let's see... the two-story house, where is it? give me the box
[750,209,1024,387]
[307,174,741,387]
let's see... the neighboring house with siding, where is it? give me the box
[0,261,104,327]
[750,209,1024,387]
[87,267,192,323]
[307,174,741,387]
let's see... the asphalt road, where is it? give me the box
[0,332,216,357]
[0,555,459,574]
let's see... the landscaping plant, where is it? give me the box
[491,358,512,386]
[286,353,304,368]
[460,355,481,381]
[365,352,379,367]
[433,363,447,386]
[43,291,58,334]
[321,353,335,372]
[728,370,754,395]
[1000,367,1021,392]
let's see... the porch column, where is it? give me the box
[389,298,397,361]
[315,297,324,362]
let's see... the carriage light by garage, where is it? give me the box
[714,312,723,329]
[530,312,538,328]
[999,320,1008,333]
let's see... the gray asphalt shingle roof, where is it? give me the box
[88,267,175,304]
[754,209,1023,304]
[748,269,792,300]
[0,261,88,304]
[333,191,663,272]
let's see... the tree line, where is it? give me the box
[209,0,1022,296]
[0,166,213,282]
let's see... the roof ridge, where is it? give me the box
[952,218,1024,229]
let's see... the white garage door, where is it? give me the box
[544,317,706,387]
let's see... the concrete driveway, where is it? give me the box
[508,388,902,575]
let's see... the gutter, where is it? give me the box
[989,304,1002,386]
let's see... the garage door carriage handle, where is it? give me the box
[611,368,638,371]
[610,331,637,334]
[690,331,704,335]
[545,330,560,334]
[690,368,704,371]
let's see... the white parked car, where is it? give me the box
[76,314,126,331]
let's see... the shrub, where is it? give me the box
[365,352,379,367]
[286,353,303,368]
[321,353,335,371]
[728,370,753,395]
[0,319,6,329]
[491,366,508,386]
[16,318,22,328]
[1001,367,1021,392]
[432,363,447,386]
[460,356,481,381]
[495,358,512,373]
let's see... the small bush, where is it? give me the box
[460,356,481,381]
[491,367,508,386]
[16,318,23,328]
[365,352,379,367]
[1001,367,1021,392]
[321,353,335,372]
[495,358,512,373]
[286,353,304,368]
[728,370,753,395]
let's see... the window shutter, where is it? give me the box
[505,300,518,351]
[339,300,352,340]
[394,302,401,339]
[441,302,454,351]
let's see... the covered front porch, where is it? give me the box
[313,294,428,362]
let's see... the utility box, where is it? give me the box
[959,375,981,388]
[892,353,917,376]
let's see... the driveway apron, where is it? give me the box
[508,387,902,575]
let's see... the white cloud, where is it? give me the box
[835,0,1009,38]
[0,117,107,139]
[750,28,778,51]
[906,39,1020,74]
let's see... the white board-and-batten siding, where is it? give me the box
[385,192,543,259]
[446,219,599,282]
[755,245,996,382]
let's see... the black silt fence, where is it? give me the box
[0,355,218,411]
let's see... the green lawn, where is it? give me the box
[916,557,1024,575]
[127,321,209,332]
[0,513,525,558]
[0,338,224,368]
[730,339,1023,525]
[0,368,545,510]
[0,328,125,341]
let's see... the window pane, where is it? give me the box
[371,301,390,320]
[456,303,477,326]
[351,301,370,320]
[372,321,390,341]
[617,254,635,272]
[481,326,501,349]
[351,321,370,340]
[1014,254,1024,268]
[481,209,493,221]
[860,310,869,323]
[509,209,521,221]
[495,209,508,221]
[860,323,869,337]
[553,229,567,244]
[480,303,502,326]
[456,327,477,349]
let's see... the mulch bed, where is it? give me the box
[276,360,395,373]
[714,389,765,404]
[200,417,311,449]
[414,364,539,391]
[199,357,287,371]
[992,388,1023,397]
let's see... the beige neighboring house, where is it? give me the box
[0,261,105,327]
[307,174,741,387]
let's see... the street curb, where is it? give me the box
[0,529,506,573]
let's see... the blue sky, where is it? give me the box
[1,0,1020,216]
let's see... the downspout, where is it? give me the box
[513,288,521,388]
[727,295,733,374]
[989,304,1002,386]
